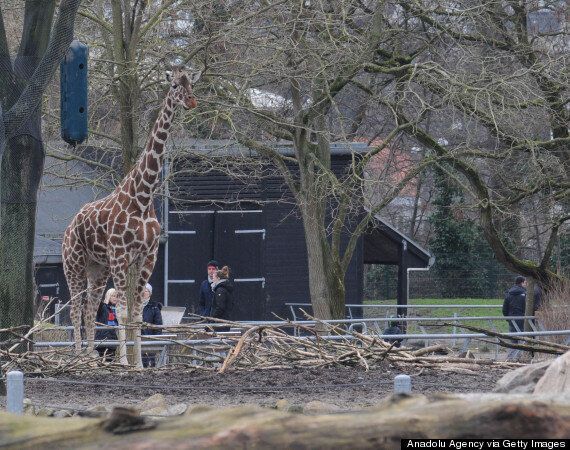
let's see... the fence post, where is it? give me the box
[452,312,458,347]
[394,374,411,394]
[55,301,62,326]
[7,370,24,414]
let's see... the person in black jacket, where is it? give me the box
[96,288,119,360]
[502,276,528,332]
[198,260,218,316]
[502,276,527,360]
[211,266,234,332]
[141,283,163,367]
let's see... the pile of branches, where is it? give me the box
[1,315,536,377]
[214,318,517,374]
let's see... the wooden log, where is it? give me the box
[1,394,569,449]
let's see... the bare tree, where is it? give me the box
[383,0,569,288]
[171,1,439,319]
[182,0,568,316]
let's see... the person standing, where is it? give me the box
[199,260,219,316]
[141,283,163,367]
[502,275,527,360]
[211,266,234,331]
[96,288,119,359]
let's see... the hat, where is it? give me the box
[145,283,153,294]
[207,260,219,268]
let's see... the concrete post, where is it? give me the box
[6,370,24,414]
[394,374,411,394]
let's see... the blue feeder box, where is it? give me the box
[60,40,88,145]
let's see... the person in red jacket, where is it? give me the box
[96,288,119,360]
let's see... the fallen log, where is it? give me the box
[1,394,569,449]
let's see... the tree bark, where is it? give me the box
[0,133,44,344]
[301,203,346,320]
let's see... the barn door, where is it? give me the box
[214,210,265,321]
[166,210,214,309]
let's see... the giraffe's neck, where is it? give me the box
[120,93,176,211]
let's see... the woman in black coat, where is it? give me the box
[211,266,234,331]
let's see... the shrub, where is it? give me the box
[536,279,570,345]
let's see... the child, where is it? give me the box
[96,288,119,359]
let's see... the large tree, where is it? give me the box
[0,0,81,337]
[185,0,568,315]
[175,1,439,319]
[386,0,569,288]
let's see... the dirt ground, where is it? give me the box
[0,362,510,413]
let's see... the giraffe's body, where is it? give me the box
[62,67,200,366]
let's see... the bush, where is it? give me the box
[536,279,570,345]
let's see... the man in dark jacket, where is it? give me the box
[141,283,162,367]
[198,260,218,316]
[502,275,527,332]
[502,276,527,360]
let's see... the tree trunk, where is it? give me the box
[301,202,345,320]
[1,395,569,448]
[118,75,141,173]
[0,133,44,345]
[0,0,78,348]
[125,264,142,366]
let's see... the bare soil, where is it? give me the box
[1,362,510,413]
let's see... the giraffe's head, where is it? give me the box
[166,66,201,110]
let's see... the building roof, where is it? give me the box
[168,138,369,157]
[363,208,433,268]
[33,235,63,264]
[34,156,109,261]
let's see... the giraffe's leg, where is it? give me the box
[63,253,87,354]
[67,276,87,353]
[85,263,110,354]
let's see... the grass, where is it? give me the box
[362,298,508,333]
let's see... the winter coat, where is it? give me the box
[211,280,234,321]
[502,285,527,332]
[199,278,214,316]
[95,303,118,341]
[142,301,163,335]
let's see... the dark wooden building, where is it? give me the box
[147,140,433,320]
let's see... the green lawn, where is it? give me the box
[362,298,508,333]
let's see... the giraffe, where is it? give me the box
[62,66,201,366]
